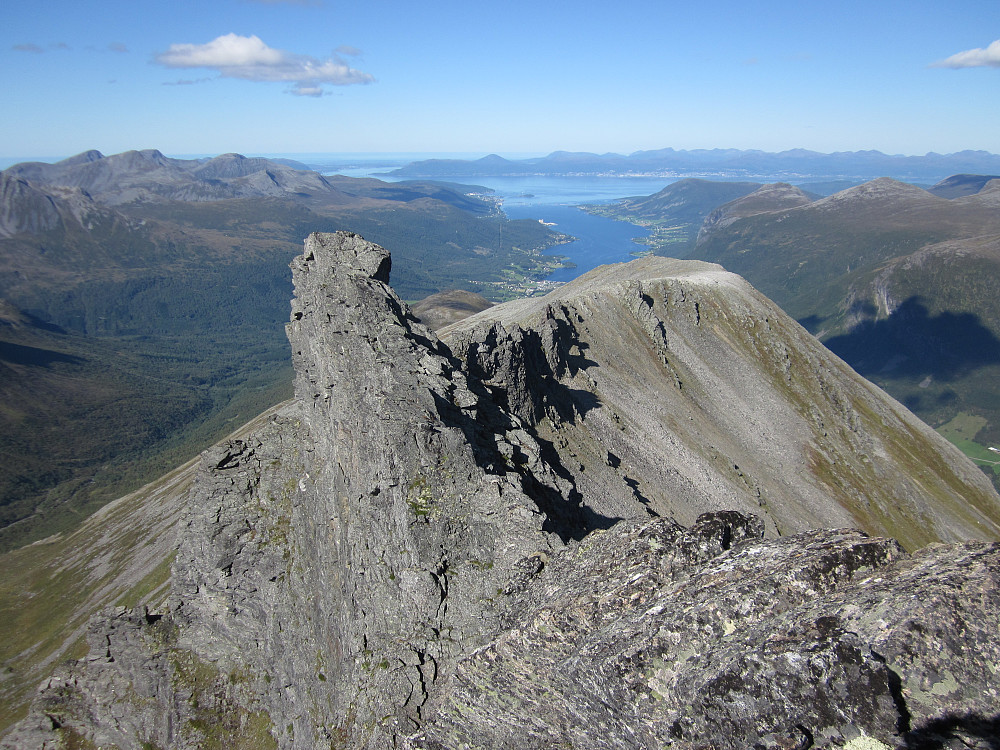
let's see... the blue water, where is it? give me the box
[418,175,667,281]
[438,176,666,281]
[420,174,672,208]
[503,203,651,282]
[304,156,673,282]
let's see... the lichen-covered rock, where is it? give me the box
[406,519,1000,750]
[5,232,1000,750]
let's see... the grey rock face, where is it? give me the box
[407,514,1000,749]
[5,232,1000,750]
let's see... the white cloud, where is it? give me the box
[154,33,373,94]
[933,39,1000,69]
[13,43,44,53]
[157,34,283,68]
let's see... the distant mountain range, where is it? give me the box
[388,148,1000,182]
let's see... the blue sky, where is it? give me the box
[3,0,1000,160]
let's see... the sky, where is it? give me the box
[3,0,1000,161]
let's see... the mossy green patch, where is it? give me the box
[407,475,435,517]
[170,648,278,750]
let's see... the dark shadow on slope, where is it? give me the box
[797,315,824,335]
[903,712,1000,749]
[429,385,616,543]
[0,340,84,368]
[458,323,601,427]
[900,388,958,414]
[392,300,617,543]
[822,296,1000,381]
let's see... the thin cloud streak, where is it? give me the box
[154,33,373,95]
[933,39,1000,69]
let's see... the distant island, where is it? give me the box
[388,147,1000,183]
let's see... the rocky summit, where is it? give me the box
[4,231,1000,749]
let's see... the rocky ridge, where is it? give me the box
[4,232,1000,749]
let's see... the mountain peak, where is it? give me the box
[821,175,932,201]
[58,149,105,166]
[475,153,511,165]
[697,182,813,242]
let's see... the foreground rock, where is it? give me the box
[4,232,1000,749]
[407,517,1000,749]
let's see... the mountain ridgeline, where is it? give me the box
[388,147,1000,182]
[3,232,999,749]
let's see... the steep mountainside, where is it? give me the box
[4,232,999,749]
[442,256,999,548]
[0,403,290,734]
[687,177,1000,472]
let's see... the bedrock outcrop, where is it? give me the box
[4,232,999,749]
